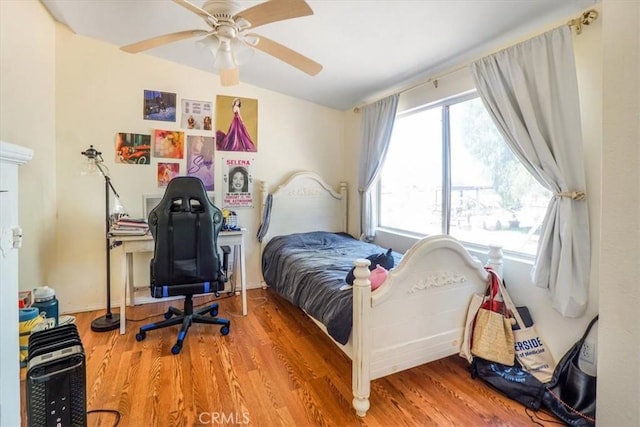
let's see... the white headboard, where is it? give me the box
[259,171,348,246]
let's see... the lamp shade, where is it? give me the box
[80,145,102,176]
[230,37,255,66]
[197,35,220,59]
[80,157,100,176]
[214,45,235,70]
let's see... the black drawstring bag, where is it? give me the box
[471,357,546,410]
[543,315,598,426]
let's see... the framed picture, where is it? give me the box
[144,90,176,122]
[142,192,216,219]
[142,194,163,219]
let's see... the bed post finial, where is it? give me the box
[260,180,268,207]
[339,181,348,233]
[352,258,371,417]
[486,245,504,277]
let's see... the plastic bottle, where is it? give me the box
[32,286,59,327]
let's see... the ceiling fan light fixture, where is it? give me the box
[230,37,255,66]
[196,34,220,57]
[213,41,235,70]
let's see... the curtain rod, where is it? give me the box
[353,9,599,113]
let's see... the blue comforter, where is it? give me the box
[261,231,402,345]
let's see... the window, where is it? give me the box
[379,93,550,255]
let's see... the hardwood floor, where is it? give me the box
[20,289,555,426]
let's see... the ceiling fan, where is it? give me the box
[121,0,323,86]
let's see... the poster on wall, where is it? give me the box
[215,95,258,152]
[186,135,215,191]
[143,90,176,122]
[153,129,184,159]
[222,157,253,208]
[181,99,213,130]
[157,162,180,187]
[115,133,150,164]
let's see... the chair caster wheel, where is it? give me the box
[136,331,146,341]
[164,312,173,320]
[210,307,219,317]
[171,344,182,355]
[221,325,230,336]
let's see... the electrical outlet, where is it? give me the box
[580,341,596,364]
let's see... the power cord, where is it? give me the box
[87,408,121,426]
[524,407,565,425]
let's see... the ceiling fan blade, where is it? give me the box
[220,68,240,86]
[235,0,313,29]
[249,33,322,76]
[172,0,217,23]
[121,29,209,53]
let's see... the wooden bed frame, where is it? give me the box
[259,171,503,417]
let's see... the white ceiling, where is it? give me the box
[40,0,597,111]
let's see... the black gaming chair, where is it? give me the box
[135,176,230,354]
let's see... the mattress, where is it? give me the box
[261,231,402,344]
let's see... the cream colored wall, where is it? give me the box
[599,1,640,425]
[51,25,345,312]
[0,0,57,292]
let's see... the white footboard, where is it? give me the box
[351,236,501,417]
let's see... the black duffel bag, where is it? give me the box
[543,315,598,426]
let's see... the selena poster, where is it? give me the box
[223,158,253,208]
[186,135,214,191]
[115,133,150,164]
[215,95,258,152]
[181,99,213,131]
[157,162,179,187]
[153,129,184,159]
[143,90,176,122]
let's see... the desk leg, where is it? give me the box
[127,253,135,307]
[233,249,240,297]
[120,252,133,335]
[239,239,247,316]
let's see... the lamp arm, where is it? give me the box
[95,161,121,199]
[105,176,120,200]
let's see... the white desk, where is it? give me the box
[112,230,247,335]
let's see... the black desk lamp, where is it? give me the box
[81,145,121,332]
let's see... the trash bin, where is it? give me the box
[19,307,42,367]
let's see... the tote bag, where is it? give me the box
[470,268,515,366]
[496,277,556,383]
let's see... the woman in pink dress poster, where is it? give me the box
[216,97,257,152]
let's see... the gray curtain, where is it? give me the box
[470,26,590,317]
[358,94,399,240]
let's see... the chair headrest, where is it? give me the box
[149,177,214,224]
[163,176,209,201]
